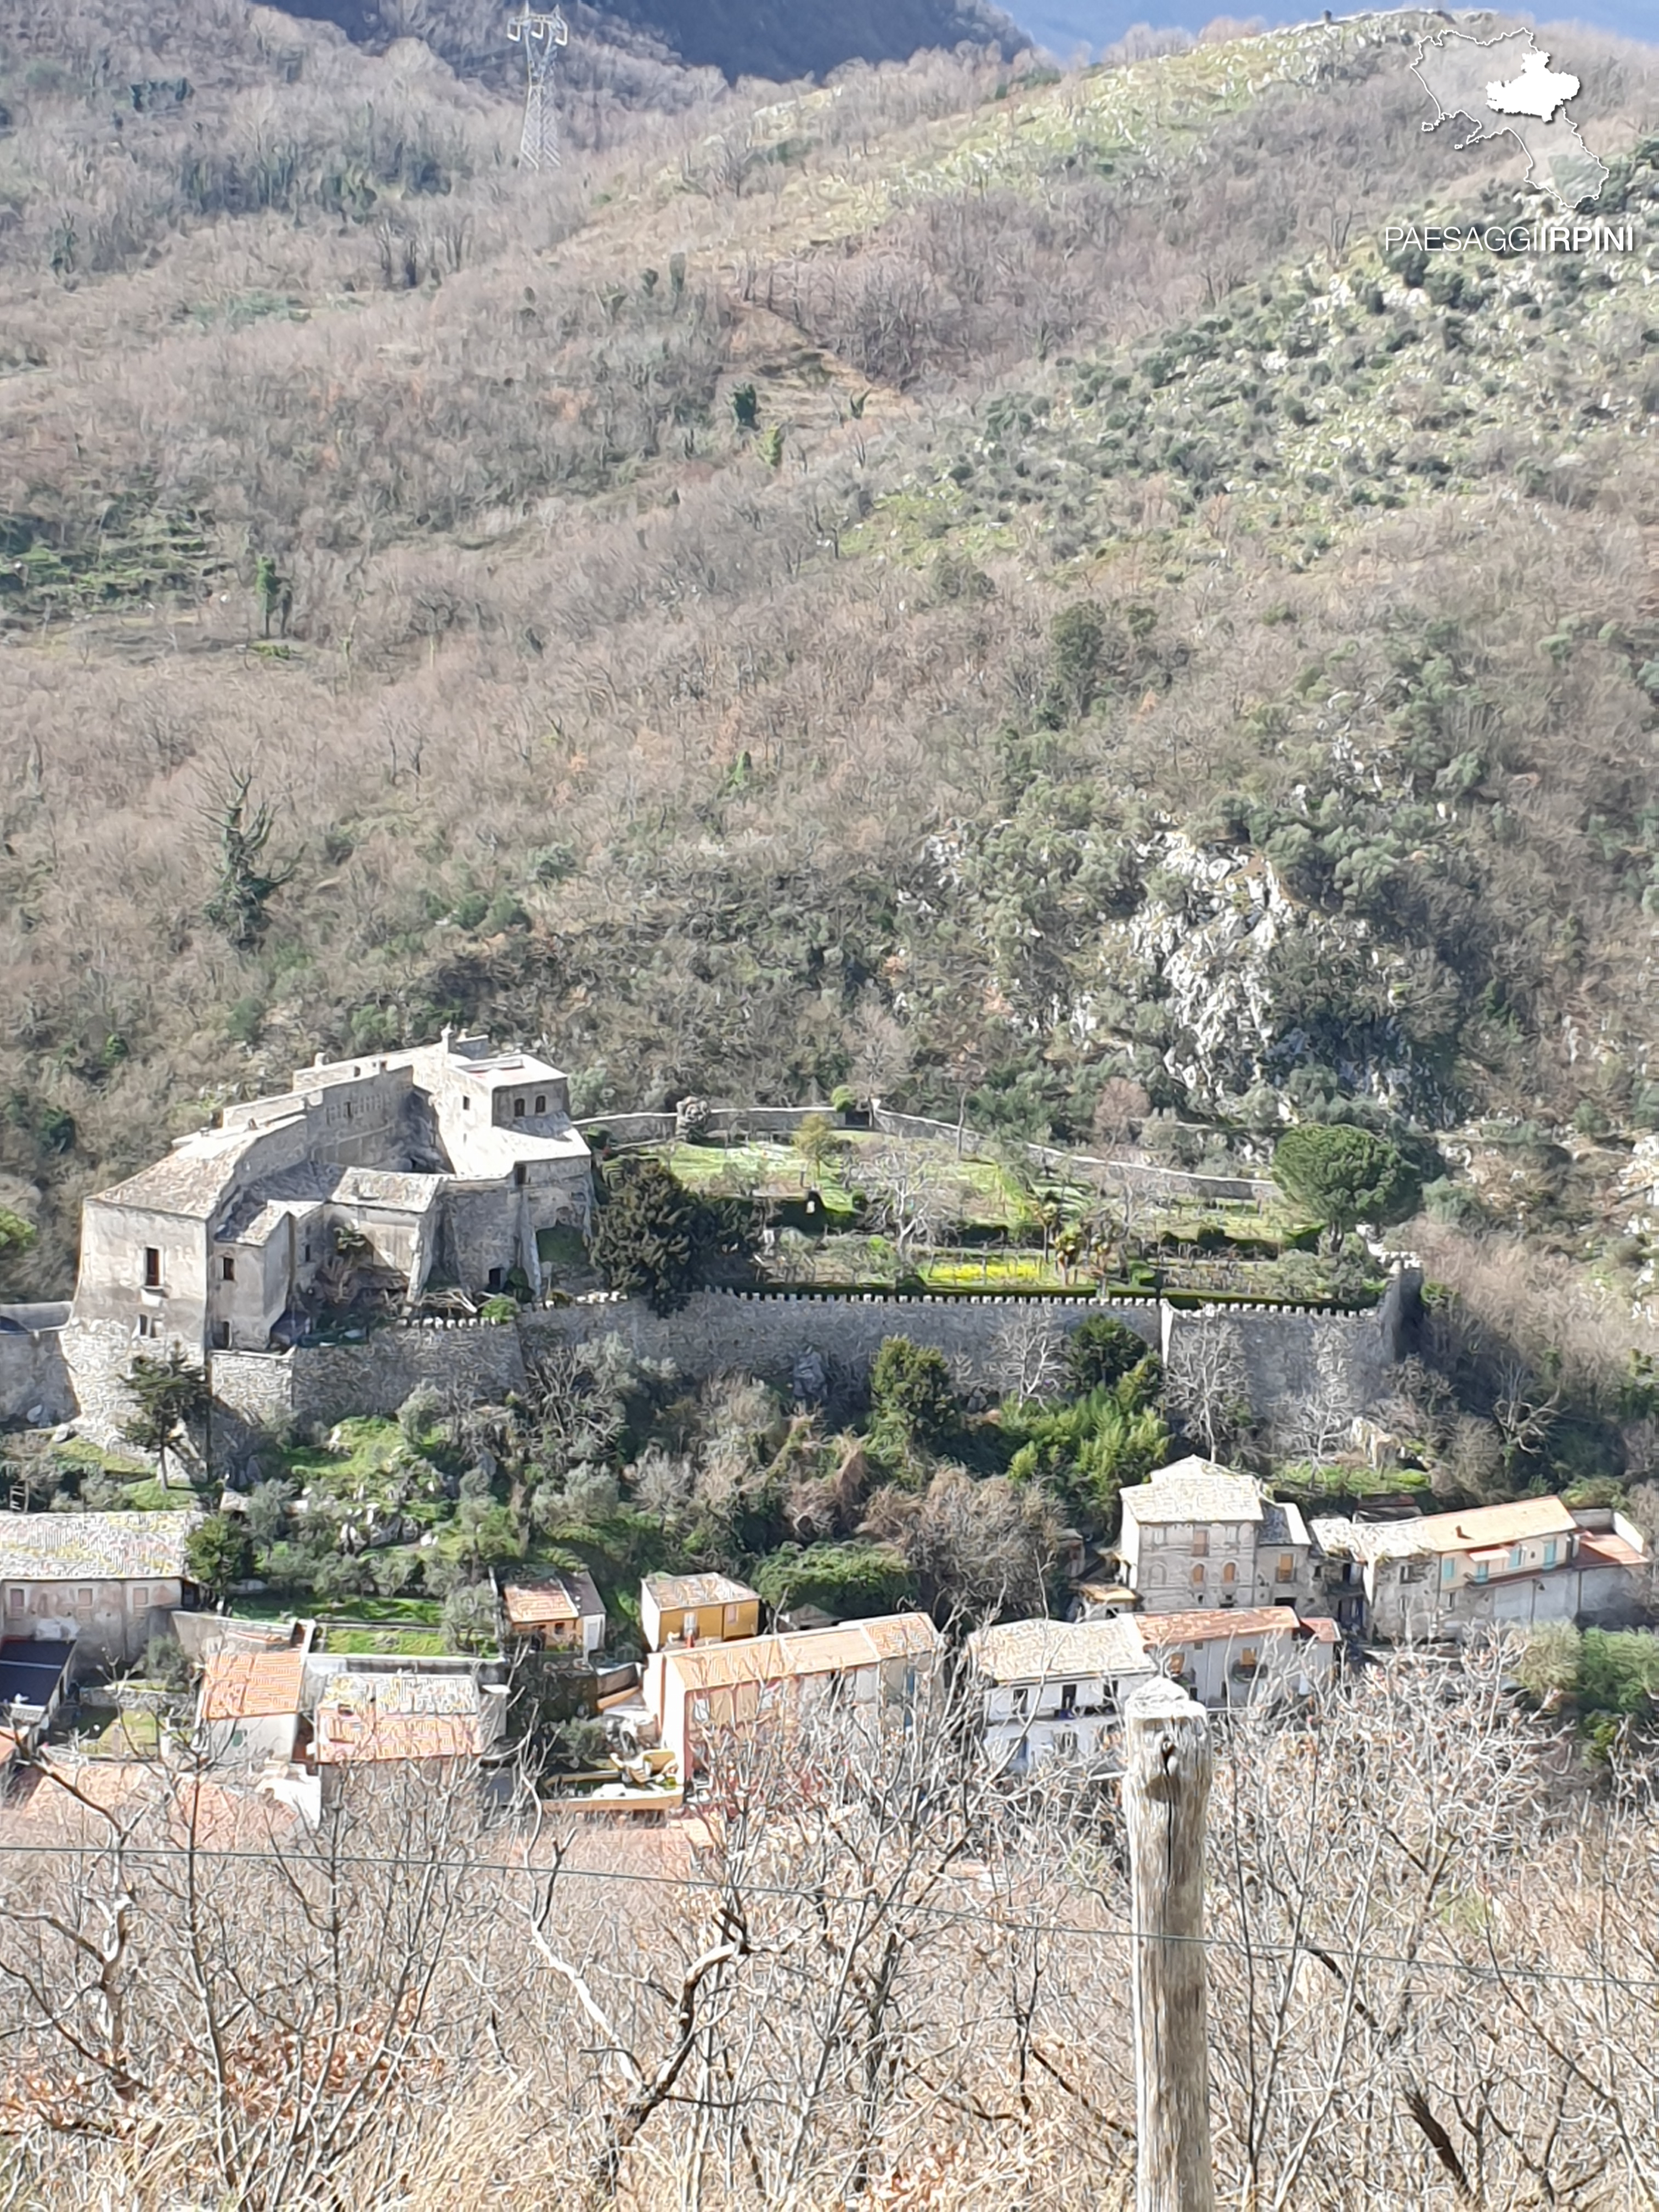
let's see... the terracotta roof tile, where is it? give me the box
[1136,1605,1304,1646]
[199,1647,304,1723]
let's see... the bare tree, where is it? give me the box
[1166,1310,1252,1460]
[993,1305,1066,1404]
[860,1142,953,1268]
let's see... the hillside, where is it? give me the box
[0,2,1657,1294]
[277,0,1022,85]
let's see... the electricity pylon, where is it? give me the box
[507,5,568,173]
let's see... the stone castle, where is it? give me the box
[0,1034,1415,1454]
[72,1031,592,1358]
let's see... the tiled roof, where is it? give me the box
[664,1612,940,1693]
[199,1647,305,1723]
[1311,1515,1427,1561]
[1137,1606,1303,1647]
[1418,1498,1578,1549]
[94,1128,268,1221]
[646,1573,759,1611]
[968,1616,1150,1684]
[1120,1457,1264,1526]
[314,1671,487,1764]
[0,1512,198,1582]
[503,1569,604,1629]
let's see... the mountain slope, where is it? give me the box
[0,2,1656,1289]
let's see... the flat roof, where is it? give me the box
[0,1512,198,1582]
[0,1639,75,1712]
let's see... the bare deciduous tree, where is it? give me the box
[1166,1310,1252,1460]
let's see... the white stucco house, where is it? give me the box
[966,1616,1155,1773]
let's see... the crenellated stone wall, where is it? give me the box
[177,1282,1414,1449]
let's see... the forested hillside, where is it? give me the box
[0,1,1657,1291]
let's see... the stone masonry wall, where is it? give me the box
[0,1318,75,1427]
[187,1284,1412,1445]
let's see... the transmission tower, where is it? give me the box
[507,5,568,173]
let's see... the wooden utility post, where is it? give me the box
[1124,1678,1215,2212]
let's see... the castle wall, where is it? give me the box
[0,1313,74,1427]
[183,1287,1408,1449]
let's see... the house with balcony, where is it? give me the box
[966,1616,1155,1773]
[1310,1497,1650,1641]
[1135,1606,1338,1709]
[1113,1457,1311,1617]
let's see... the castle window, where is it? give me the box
[1277,1554,1295,1583]
[136,1313,158,1340]
[211,1322,230,1350]
[143,1248,162,1288]
[535,1094,546,1115]
[462,1096,471,1111]
[514,1098,526,1118]
[514,1163,528,1188]
[487,1267,504,1293]
[221,1256,235,1283]
[1192,1564,1205,1587]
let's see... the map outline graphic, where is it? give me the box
[1410,27,1609,212]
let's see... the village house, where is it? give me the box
[649,1612,941,1784]
[196,1641,309,1768]
[69,1032,592,1359]
[641,1572,762,1654]
[308,1655,509,1771]
[1113,1457,1311,1616]
[0,1512,198,1669]
[966,1616,1154,1774]
[1136,1606,1338,1709]
[1310,1497,1650,1641]
[498,1567,607,1656]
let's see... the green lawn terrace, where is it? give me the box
[615,1131,1383,1305]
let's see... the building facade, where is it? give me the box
[967,1617,1155,1773]
[1135,1606,1337,1708]
[1114,1457,1311,1617]
[1310,1498,1650,1641]
[0,1513,196,1669]
[650,1613,941,1782]
[70,1033,592,1361]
